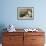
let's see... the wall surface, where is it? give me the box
[0,0,46,30]
[0,0,46,29]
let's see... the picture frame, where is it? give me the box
[17,7,34,20]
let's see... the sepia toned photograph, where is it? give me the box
[17,7,34,20]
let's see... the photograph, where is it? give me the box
[17,7,34,20]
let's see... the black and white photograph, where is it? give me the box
[17,7,34,20]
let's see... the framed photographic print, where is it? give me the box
[17,7,34,20]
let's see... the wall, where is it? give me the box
[0,0,46,44]
[0,0,46,30]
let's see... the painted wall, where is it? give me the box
[0,0,46,43]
